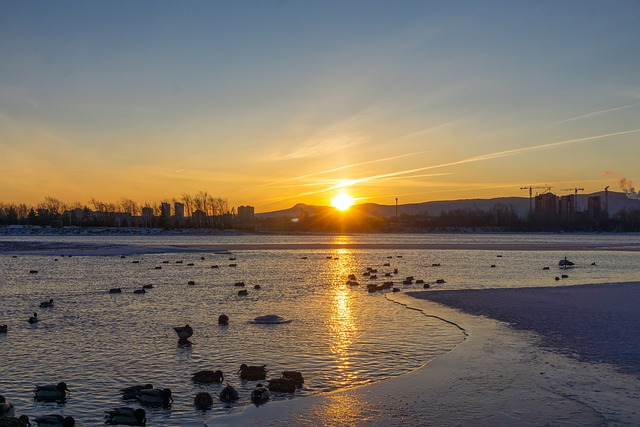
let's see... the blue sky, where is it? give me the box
[1,1,639,211]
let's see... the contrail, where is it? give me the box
[242,149,432,192]
[293,128,640,198]
[552,102,640,125]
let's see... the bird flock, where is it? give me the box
[2,249,583,426]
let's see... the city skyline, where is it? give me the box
[2,1,639,211]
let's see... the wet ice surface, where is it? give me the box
[409,282,640,376]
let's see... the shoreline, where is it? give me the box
[2,241,640,257]
[214,286,640,426]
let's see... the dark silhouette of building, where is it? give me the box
[559,194,576,221]
[535,192,557,220]
[237,205,255,223]
[588,196,602,220]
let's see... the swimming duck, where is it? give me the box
[120,384,153,400]
[174,325,193,341]
[0,395,15,417]
[104,407,146,426]
[33,415,74,427]
[138,388,173,407]
[193,392,214,409]
[282,371,304,387]
[109,288,122,294]
[28,313,38,324]
[250,384,270,404]
[34,382,69,401]
[238,364,267,380]
[191,370,224,383]
[39,299,54,308]
[267,377,296,393]
[0,415,30,427]
[250,315,291,324]
[218,314,229,325]
[0,325,7,333]
[219,384,239,402]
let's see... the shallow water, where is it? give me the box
[1,232,639,426]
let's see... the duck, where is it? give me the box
[133,289,145,294]
[250,384,270,404]
[0,395,15,417]
[238,364,267,380]
[218,314,229,325]
[120,384,153,400]
[219,384,239,402]
[138,388,173,407]
[28,313,39,324]
[0,415,30,427]
[282,371,305,386]
[104,407,146,426]
[39,299,54,308]
[173,325,193,341]
[34,382,69,401]
[109,288,122,294]
[33,415,75,427]
[191,370,224,384]
[250,315,291,324]
[193,392,214,410]
[267,377,296,393]
[0,325,7,333]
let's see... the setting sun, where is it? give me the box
[331,193,355,211]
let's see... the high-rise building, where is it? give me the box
[174,202,185,220]
[559,194,575,221]
[237,205,255,223]
[141,207,154,227]
[535,192,557,219]
[161,203,171,218]
[588,196,602,220]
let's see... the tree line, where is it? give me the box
[3,197,640,232]
[0,191,232,228]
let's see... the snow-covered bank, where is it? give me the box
[213,285,640,426]
[408,283,640,376]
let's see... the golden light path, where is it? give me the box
[328,246,358,387]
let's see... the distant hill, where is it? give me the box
[256,191,640,218]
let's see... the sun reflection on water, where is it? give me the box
[328,248,359,387]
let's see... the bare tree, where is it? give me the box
[181,193,193,216]
[120,198,139,215]
[90,198,108,212]
[214,197,229,215]
[40,196,66,216]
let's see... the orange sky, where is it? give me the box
[2,2,639,212]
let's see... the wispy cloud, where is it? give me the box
[243,149,433,193]
[276,132,366,161]
[291,128,640,198]
[552,102,640,125]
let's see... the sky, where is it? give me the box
[1,1,639,212]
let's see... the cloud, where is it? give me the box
[552,102,640,125]
[276,132,366,161]
[292,128,640,198]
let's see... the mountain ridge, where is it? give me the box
[256,191,640,218]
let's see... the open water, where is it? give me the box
[1,232,639,426]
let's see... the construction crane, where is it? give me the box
[560,187,585,211]
[520,185,552,216]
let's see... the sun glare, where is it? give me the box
[331,193,354,211]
